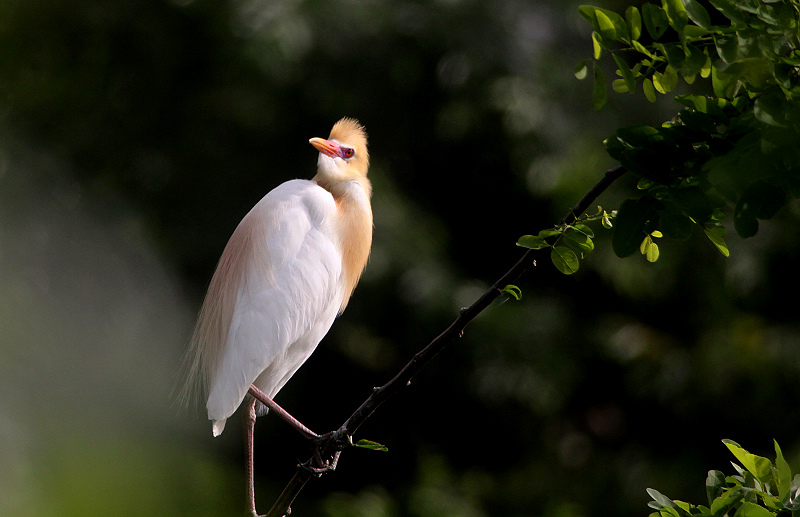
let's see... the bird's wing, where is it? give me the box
[188,179,343,427]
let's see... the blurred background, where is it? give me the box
[2,0,800,515]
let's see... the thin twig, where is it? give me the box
[264,165,628,517]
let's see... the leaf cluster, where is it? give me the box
[564,0,800,269]
[517,206,614,274]
[647,440,800,517]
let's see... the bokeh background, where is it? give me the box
[2,0,800,516]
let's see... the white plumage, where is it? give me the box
[184,118,372,444]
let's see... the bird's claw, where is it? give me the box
[299,450,340,477]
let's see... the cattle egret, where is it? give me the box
[184,118,372,516]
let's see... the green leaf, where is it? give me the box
[714,34,739,64]
[774,441,792,502]
[683,25,711,37]
[633,40,659,59]
[500,284,522,301]
[643,78,657,102]
[551,246,580,275]
[653,65,678,94]
[708,0,748,24]
[517,234,551,250]
[723,439,774,484]
[735,501,777,517]
[681,44,708,78]
[593,63,607,110]
[703,225,730,257]
[712,66,739,99]
[643,3,670,40]
[355,439,389,452]
[612,78,630,93]
[612,197,659,258]
[595,9,618,43]
[602,211,614,229]
[579,6,630,43]
[754,95,787,127]
[613,54,636,93]
[662,0,688,32]
[564,227,595,255]
[592,31,604,60]
[573,224,595,238]
[574,59,589,80]
[626,6,642,40]
[640,235,660,262]
[684,0,712,28]
[711,487,744,515]
[706,470,726,506]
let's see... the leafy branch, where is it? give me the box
[560,0,800,275]
[648,440,800,517]
[263,165,628,517]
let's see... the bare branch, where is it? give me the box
[265,165,628,517]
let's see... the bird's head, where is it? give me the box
[309,118,369,189]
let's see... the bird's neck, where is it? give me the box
[317,176,373,311]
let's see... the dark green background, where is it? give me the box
[2,0,799,515]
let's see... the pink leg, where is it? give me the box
[247,385,320,440]
[243,396,260,517]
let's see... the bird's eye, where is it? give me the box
[342,147,355,159]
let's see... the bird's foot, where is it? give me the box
[299,449,341,477]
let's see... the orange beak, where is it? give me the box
[309,137,340,158]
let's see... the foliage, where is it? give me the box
[526,0,800,274]
[647,440,800,517]
[517,206,615,274]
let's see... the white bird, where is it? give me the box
[184,118,372,516]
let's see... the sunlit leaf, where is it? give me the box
[736,501,777,517]
[592,31,603,59]
[773,441,792,502]
[355,439,389,452]
[662,0,688,32]
[613,54,636,93]
[710,487,743,515]
[500,284,522,301]
[612,78,629,93]
[551,246,579,275]
[653,65,678,93]
[564,228,595,254]
[595,9,618,42]
[643,78,657,102]
[626,6,642,40]
[517,234,550,250]
[703,225,730,256]
[574,59,589,80]
[723,439,773,484]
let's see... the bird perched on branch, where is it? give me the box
[184,118,372,516]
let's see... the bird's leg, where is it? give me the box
[243,396,261,517]
[247,385,321,441]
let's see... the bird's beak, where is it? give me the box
[309,137,339,158]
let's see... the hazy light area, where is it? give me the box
[0,138,225,516]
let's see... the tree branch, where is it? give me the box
[265,165,628,517]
